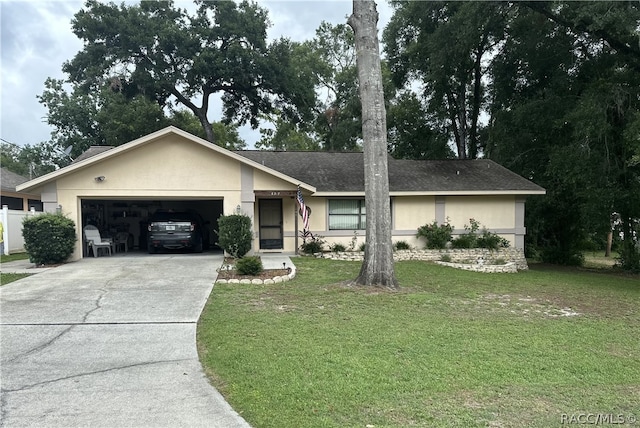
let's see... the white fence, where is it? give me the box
[1,205,42,255]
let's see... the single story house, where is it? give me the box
[1,167,42,211]
[16,126,545,261]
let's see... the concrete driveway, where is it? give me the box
[0,253,251,428]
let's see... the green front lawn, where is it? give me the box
[197,258,640,428]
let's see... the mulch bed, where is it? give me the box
[216,269,291,280]
[217,257,290,280]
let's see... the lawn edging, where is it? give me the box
[215,264,297,285]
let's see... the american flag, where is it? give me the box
[296,186,310,230]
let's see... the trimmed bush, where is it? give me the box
[394,240,411,250]
[217,214,252,258]
[417,221,453,249]
[236,256,263,276]
[23,213,76,265]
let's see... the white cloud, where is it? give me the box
[0,0,392,148]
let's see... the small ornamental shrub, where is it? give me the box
[451,218,480,249]
[358,242,366,252]
[301,236,325,254]
[236,256,263,276]
[417,221,453,249]
[477,228,510,249]
[23,213,76,265]
[394,240,411,250]
[216,214,252,258]
[331,243,347,252]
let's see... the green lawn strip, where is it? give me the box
[0,252,29,263]
[197,258,640,427]
[0,273,31,285]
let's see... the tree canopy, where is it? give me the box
[40,0,314,152]
[384,0,640,269]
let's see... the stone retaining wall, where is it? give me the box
[316,248,528,272]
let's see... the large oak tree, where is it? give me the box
[62,0,314,145]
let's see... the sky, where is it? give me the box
[0,0,393,150]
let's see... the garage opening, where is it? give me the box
[80,198,224,256]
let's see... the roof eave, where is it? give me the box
[312,189,546,197]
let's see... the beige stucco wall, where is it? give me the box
[443,195,517,247]
[444,195,515,230]
[294,195,521,251]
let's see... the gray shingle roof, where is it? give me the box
[72,146,115,163]
[1,167,30,192]
[235,151,545,193]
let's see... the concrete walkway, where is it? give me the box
[0,253,263,428]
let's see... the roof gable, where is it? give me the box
[16,127,316,193]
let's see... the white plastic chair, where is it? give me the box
[84,225,113,257]
[115,232,129,253]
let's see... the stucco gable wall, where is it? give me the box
[57,135,242,194]
[252,169,298,191]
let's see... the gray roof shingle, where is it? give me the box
[235,151,544,193]
[1,167,30,192]
[72,146,115,163]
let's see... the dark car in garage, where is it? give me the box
[147,211,209,253]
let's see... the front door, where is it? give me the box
[259,199,283,249]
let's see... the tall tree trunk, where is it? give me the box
[348,0,398,288]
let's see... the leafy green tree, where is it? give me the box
[63,0,314,145]
[1,141,67,178]
[384,1,507,159]
[486,2,640,267]
[170,110,246,150]
[38,78,169,157]
[387,91,454,159]
[256,116,320,151]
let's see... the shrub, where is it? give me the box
[23,213,76,265]
[451,234,476,249]
[416,221,453,249]
[236,256,263,276]
[301,236,325,254]
[216,214,252,258]
[331,243,347,252]
[451,218,479,249]
[358,242,366,252]
[394,240,411,250]
[477,228,510,249]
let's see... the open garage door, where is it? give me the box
[80,198,223,256]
